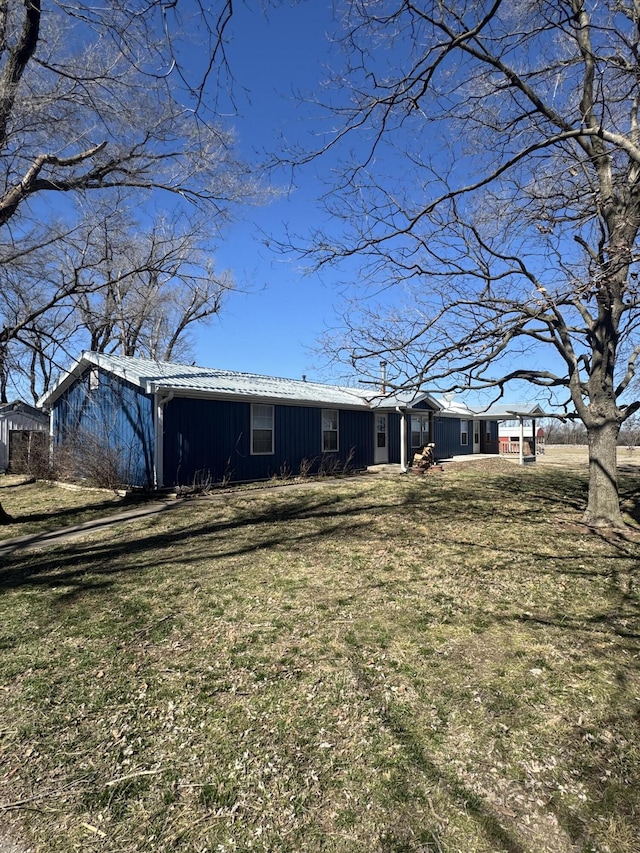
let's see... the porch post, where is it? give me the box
[398,408,407,473]
[532,418,537,457]
[519,417,524,466]
[154,392,164,489]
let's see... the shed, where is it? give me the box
[0,400,50,473]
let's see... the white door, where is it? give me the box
[473,419,481,453]
[374,414,388,463]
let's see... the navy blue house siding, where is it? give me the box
[433,416,499,458]
[162,397,374,486]
[387,411,402,463]
[53,368,155,486]
[433,416,470,458]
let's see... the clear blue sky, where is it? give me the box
[184,2,562,407]
[192,2,347,383]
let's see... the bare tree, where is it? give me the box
[0,201,233,404]
[0,0,259,522]
[291,0,640,527]
[73,209,233,363]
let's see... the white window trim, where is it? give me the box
[411,414,430,448]
[322,408,339,452]
[460,419,469,446]
[251,404,274,455]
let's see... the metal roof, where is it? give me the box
[366,390,441,410]
[39,352,372,409]
[434,396,548,420]
[38,352,551,419]
[467,403,548,419]
[0,400,49,421]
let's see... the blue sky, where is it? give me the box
[192,2,347,382]
[168,2,567,408]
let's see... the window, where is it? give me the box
[89,367,99,391]
[411,415,430,449]
[251,404,274,454]
[460,419,469,446]
[322,409,339,452]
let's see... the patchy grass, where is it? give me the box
[1,461,639,853]
[0,476,144,538]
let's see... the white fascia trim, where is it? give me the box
[144,385,372,411]
[37,352,95,409]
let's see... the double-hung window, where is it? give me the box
[460,419,469,446]
[322,409,339,452]
[251,404,274,454]
[411,415,430,449]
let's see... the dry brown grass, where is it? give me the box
[1,464,639,853]
[0,475,147,539]
[540,443,640,469]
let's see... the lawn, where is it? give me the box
[0,475,129,538]
[1,460,639,853]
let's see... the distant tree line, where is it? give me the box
[544,418,640,448]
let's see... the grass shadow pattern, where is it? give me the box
[0,463,639,852]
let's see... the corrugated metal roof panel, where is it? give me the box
[84,352,370,408]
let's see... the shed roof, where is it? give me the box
[0,400,49,422]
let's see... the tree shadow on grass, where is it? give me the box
[8,490,155,525]
[0,476,36,489]
[501,607,640,852]
[354,547,640,852]
[349,654,529,853]
[0,489,386,596]
[401,465,591,523]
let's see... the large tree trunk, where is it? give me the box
[583,420,623,527]
[0,500,13,524]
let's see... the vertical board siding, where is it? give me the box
[163,398,374,486]
[434,416,471,458]
[53,369,154,486]
[0,410,49,471]
[387,411,401,463]
[433,416,499,458]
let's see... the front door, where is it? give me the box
[473,420,481,453]
[374,414,388,463]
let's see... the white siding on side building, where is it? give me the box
[0,404,50,472]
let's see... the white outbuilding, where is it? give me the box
[0,400,50,473]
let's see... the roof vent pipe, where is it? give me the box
[380,361,387,394]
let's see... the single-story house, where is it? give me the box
[39,352,538,488]
[0,400,50,473]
